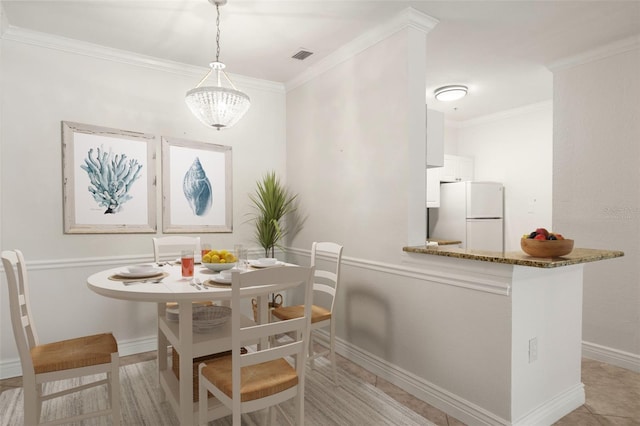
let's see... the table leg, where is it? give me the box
[178,300,194,426]
[157,302,168,401]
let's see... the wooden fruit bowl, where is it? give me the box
[521,238,574,257]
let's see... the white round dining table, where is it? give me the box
[86,262,238,302]
[87,263,273,426]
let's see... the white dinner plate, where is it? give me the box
[116,268,163,278]
[210,274,231,284]
[249,260,284,268]
[127,264,157,274]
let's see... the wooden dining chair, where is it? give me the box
[1,249,121,425]
[271,241,343,385]
[152,235,201,263]
[198,266,314,426]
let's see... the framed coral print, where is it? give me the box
[62,121,157,234]
[161,137,232,233]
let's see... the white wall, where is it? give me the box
[552,45,640,367]
[443,122,459,154]
[285,17,521,423]
[286,27,426,261]
[0,32,286,368]
[454,102,553,251]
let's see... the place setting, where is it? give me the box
[202,269,234,287]
[248,257,285,269]
[108,264,169,285]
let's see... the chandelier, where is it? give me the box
[185,0,250,130]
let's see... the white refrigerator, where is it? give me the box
[429,181,504,251]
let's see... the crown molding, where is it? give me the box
[285,7,439,92]
[1,25,285,94]
[447,100,552,129]
[547,35,640,72]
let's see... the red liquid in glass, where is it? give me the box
[181,257,195,277]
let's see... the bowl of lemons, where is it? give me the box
[202,250,237,271]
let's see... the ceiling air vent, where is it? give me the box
[291,49,313,60]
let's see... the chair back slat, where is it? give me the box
[310,242,343,312]
[152,236,201,262]
[315,270,337,282]
[240,316,305,343]
[240,341,304,367]
[2,249,37,374]
[313,283,336,298]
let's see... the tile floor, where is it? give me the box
[1,351,638,425]
[338,355,640,426]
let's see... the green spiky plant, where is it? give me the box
[249,171,298,258]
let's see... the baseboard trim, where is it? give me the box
[582,341,640,373]
[325,330,595,426]
[0,359,22,380]
[118,336,158,358]
[324,330,509,425]
[513,384,584,426]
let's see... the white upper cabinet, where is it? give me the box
[427,155,474,208]
[426,108,444,168]
[440,154,474,182]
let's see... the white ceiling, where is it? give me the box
[2,1,640,121]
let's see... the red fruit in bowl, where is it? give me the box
[535,228,549,238]
[554,234,564,240]
[534,234,547,240]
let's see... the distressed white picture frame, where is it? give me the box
[62,121,157,234]
[162,137,232,233]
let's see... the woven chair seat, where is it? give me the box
[31,333,118,374]
[201,355,298,402]
[272,304,331,323]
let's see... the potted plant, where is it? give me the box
[249,171,298,258]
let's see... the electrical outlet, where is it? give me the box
[529,337,538,363]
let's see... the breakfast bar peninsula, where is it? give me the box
[401,244,623,426]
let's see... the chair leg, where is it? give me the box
[267,406,276,426]
[308,331,315,369]
[329,321,338,386]
[295,387,304,426]
[198,364,208,426]
[23,380,39,425]
[110,353,121,425]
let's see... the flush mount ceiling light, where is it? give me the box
[434,85,468,102]
[185,0,250,130]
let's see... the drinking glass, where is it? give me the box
[201,243,211,258]
[181,250,195,278]
[234,244,247,270]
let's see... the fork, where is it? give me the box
[124,277,164,286]
[191,278,203,290]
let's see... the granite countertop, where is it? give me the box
[426,239,462,245]
[403,245,624,268]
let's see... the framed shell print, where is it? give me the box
[62,121,157,234]
[161,137,232,233]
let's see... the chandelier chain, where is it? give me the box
[215,4,221,62]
